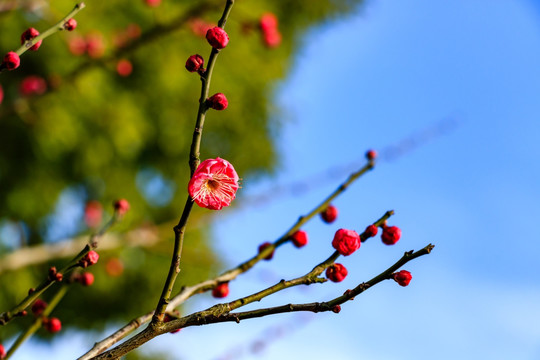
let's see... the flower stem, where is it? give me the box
[152,0,235,323]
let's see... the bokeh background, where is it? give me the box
[1,0,540,359]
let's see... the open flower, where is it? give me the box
[188,157,239,210]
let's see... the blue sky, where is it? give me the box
[15,0,540,358]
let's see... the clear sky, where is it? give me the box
[16,0,540,359]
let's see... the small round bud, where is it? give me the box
[206,27,229,49]
[80,250,99,268]
[331,305,341,313]
[113,198,130,215]
[19,76,47,96]
[326,263,348,283]
[363,224,378,239]
[3,52,20,70]
[320,204,338,224]
[366,149,377,161]
[381,225,401,245]
[116,59,133,77]
[106,258,124,277]
[290,230,308,248]
[86,33,105,59]
[332,229,360,256]
[260,13,278,32]
[21,28,42,51]
[393,270,412,287]
[207,93,228,110]
[212,282,229,298]
[43,317,62,333]
[68,35,86,56]
[64,18,77,31]
[0,343,5,359]
[84,201,103,228]
[185,54,204,73]
[145,0,162,7]
[79,272,95,286]
[258,242,274,260]
[263,29,282,48]
[31,299,47,316]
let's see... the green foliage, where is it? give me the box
[0,0,363,342]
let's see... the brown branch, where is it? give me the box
[77,165,382,359]
[150,0,236,324]
[0,215,117,326]
[90,244,434,359]
[5,285,68,360]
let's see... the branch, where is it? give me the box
[151,0,236,323]
[78,159,380,359]
[0,2,86,73]
[78,162,381,359]
[5,285,68,360]
[0,215,117,326]
[90,244,434,359]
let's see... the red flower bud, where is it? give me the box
[116,59,133,77]
[79,272,95,286]
[331,305,341,313]
[21,28,42,51]
[263,29,282,48]
[207,93,228,110]
[381,225,401,245]
[106,258,124,277]
[0,84,3,105]
[366,149,377,161]
[363,224,378,239]
[3,52,20,70]
[212,282,229,298]
[31,299,48,316]
[206,27,229,49]
[80,250,99,268]
[326,263,348,282]
[145,0,161,7]
[393,270,412,287]
[258,242,275,260]
[113,198,130,215]
[84,201,103,228]
[332,229,360,256]
[260,13,278,32]
[320,204,338,224]
[64,18,77,31]
[185,54,204,73]
[290,230,308,248]
[20,76,47,96]
[43,317,62,333]
[0,343,5,359]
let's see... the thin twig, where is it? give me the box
[0,215,117,326]
[5,285,68,360]
[90,244,434,359]
[78,161,381,359]
[0,2,86,73]
[151,0,236,323]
